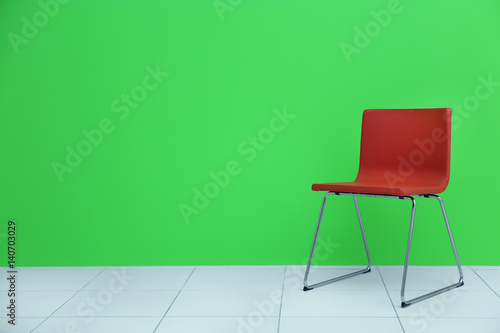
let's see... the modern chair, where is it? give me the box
[303,108,464,308]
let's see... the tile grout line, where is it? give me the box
[29,267,107,333]
[275,266,287,333]
[151,266,197,333]
[376,266,406,333]
[469,266,500,299]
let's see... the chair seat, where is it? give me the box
[312,180,447,196]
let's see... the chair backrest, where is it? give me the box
[356,108,452,192]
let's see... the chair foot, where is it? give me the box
[401,280,464,307]
[303,266,371,291]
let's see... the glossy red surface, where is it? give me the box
[312,108,452,196]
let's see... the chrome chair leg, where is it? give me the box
[354,194,371,270]
[400,195,464,308]
[304,192,371,291]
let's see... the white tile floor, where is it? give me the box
[1,266,500,333]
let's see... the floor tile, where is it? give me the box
[377,265,465,270]
[32,317,162,333]
[156,316,279,333]
[13,267,106,271]
[400,317,500,333]
[106,266,196,270]
[378,266,489,291]
[184,268,284,290]
[472,269,500,292]
[279,317,404,333]
[83,267,193,291]
[52,290,178,317]
[388,290,500,318]
[0,265,498,332]
[281,289,396,317]
[286,267,383,291]
[1,291,77,318]
[196,265,285,270]
[167,289,282,317]
[1,268,103,291]
[288,265,369,271]
[0,317,45,333]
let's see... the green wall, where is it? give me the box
[1,0,499,266]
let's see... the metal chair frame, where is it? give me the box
[303,191,464,308]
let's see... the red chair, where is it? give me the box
[303,108,464,307]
